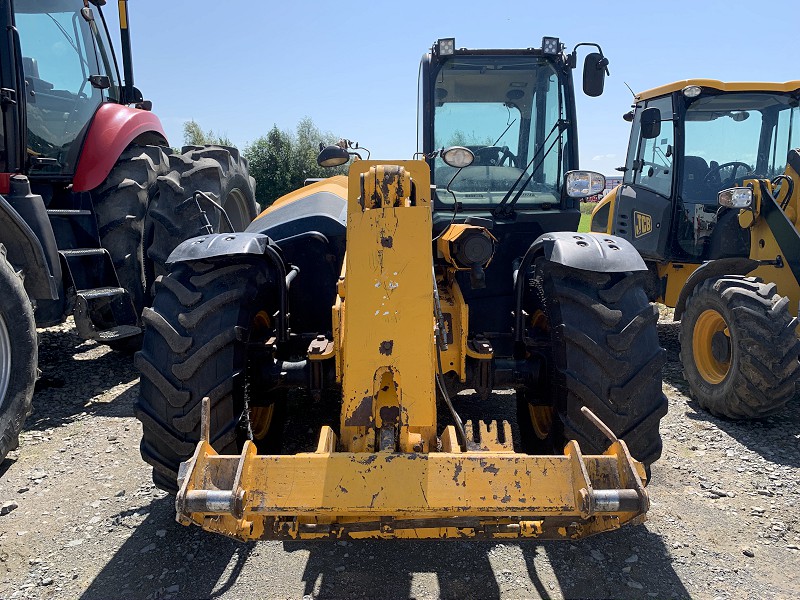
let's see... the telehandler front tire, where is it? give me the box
[680,276,800,419]
[518,259,667,469]
[135,256,282,493]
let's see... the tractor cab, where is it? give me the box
[1,0,149,181]
[593,81,800,264]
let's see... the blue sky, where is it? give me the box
[105,0,797,176]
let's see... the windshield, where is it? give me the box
[432,56,566,207]
[14,0,120,174]
[682,93,800,203]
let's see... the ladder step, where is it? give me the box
[76,287,127,300]
[93,325,142,342]
[61,248,107,257]
[46,209,92,216]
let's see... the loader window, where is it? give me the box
[13,1,111,174]
[633,97,674,198]
[675,92,792,260]
[768,104,800,175]
[431,56,567,207]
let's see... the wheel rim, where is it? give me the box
[528,404,553,440]
[222,188,250,232]
[527,309,554,439]
[0,313,10,408]
[693,309,731,384]
[250,404,274,440]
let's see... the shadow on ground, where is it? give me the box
[79,496,253,600]
[26,323,139,431]
[288,523,688,600]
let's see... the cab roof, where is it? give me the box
[636,79,800,102]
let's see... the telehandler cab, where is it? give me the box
[591,80,800,418]
[137,38,667,541]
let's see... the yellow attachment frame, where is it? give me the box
[174,159,651,541]
[176,400,649,541]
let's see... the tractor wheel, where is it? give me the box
[145,145,258,282]
[134,256,283,493]
[679,276,800,418]
[517,259,667,469]
[92,144,169,323]
[0,246,37,462]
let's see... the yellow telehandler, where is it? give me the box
[591,80,800,418]
[135,38,667,541]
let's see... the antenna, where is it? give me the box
[623,81,636,98]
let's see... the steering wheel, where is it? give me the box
[471,145,517,168]
[702,161,752,189]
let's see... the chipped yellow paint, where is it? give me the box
[336,161,436,453]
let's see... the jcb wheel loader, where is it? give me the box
[137,38,667,541]
[591,80,800,419]
[0,0,257,461]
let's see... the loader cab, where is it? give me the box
[1,0,125,179]
[601,82,800,263]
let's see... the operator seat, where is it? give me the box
[681,155,709,201]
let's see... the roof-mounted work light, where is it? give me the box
[541,36,560,55]
[437,38,455,56]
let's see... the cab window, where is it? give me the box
[633,96,674,197]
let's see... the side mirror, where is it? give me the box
[640,107,662,139]
[564,170,605,199]
[317,144,350,168]
[582,52,607,97]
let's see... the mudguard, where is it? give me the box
[513,232,646,345]
[674,257,759,320]
[167,232,274,265]
[166,232,291,342]
[0,195,59,300]
[72,104,167,192]
[528,232,647,273]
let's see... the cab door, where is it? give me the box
[612,95,675,261]
[0,0,23,175]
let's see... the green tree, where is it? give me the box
[183,120,232,146]
[245,117,347,208]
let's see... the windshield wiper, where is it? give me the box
[493,119,568,217]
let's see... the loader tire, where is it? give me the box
[518,259,667,469]
[92,144,169,351]
[135,256,282,493]
[679,276,800,419]
[0,246,37,462]
[145,145,258,283]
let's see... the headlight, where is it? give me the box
[565,170,605,198]
[718,187,753,209]
[441,146,474,168]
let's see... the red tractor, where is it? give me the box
[0,0,257,461]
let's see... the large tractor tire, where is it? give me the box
[92,144,169,319]
[517,259,667,470]
[135,256,282,493]
[0,246,37,462]
[146,145,258,282]
[679,276,800,418]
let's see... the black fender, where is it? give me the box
[513,232,647,345]
[0,194,59,300]
[167,232,292,342]
[674,257,759,320]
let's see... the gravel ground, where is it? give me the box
[0,312,798,600]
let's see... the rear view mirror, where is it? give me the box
[640,107,662,139]
[582,52,607,97]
